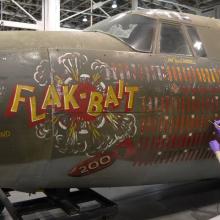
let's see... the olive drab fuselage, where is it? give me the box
[0,10,220,191]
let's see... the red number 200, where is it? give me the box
[79,155,112,174]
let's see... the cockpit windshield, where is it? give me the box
[87,13,156,52]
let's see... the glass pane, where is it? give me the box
[160,23,191,55]
[87,14,156,52]
[187,26,207,57]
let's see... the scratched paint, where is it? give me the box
[0,50,219,175]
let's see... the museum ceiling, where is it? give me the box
[0,0,219,30]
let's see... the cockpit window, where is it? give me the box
[160,23,192,56]
[187,26,207,57]
[87,14,156,52]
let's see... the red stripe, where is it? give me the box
[138,64,144,80]
[144,66,151,82]
[161,96,165,112]
[177,67,182,82]
[172,66,178,81]
[182,97,185,114]
[191,67,197,82]
[187,67,192,83]
[165,96,169,113]
[213,68,220,83]
[182,67,188,82]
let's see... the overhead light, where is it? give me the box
[112,0,117,9]
[82,16,88,22]
[194,41,202,50]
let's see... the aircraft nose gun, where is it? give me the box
[209,120,220,162]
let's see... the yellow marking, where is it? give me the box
[68,122,76,138]
[182,67,188,82]
[212,68,219,83]
[125,86,139,109]
[106,113,118,129]
[72,68,79,82]
[215,152,220,163]
[217,68,220,82]
[200,68,207,82]
[104,86,119,108]
[172,66,178,82]
[161,65,168,80]
[55,75,63,85]
[92,73,101,83]
[52,116,59,125]
[87,92,103,117]
[91,124,101,139]
[207,68,216,83]
[167,57,175,63]
[204,68,211,83]
[29,96,46,122]
[196,68,202,82]
[41,84,61,109]
[167,66,173,81]
[0,130,11,138]
[11,85,34,113]
[117,80,124,99]
[167,57,196,65]
[176,66,182,82]
[191,67,197,82]
[187,67,192,83]
[181,58,196,65]
[63,85,79,110]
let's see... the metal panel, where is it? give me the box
[0,49,53,164]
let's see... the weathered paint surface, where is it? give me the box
[0,47,218,180]
[0,9,220,190]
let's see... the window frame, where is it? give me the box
[157,20,193,57]
[152,18,160,54]
[184,25,208,59]
[87,14,158,54]
[133,17,158,53]
[125,16,158,53]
